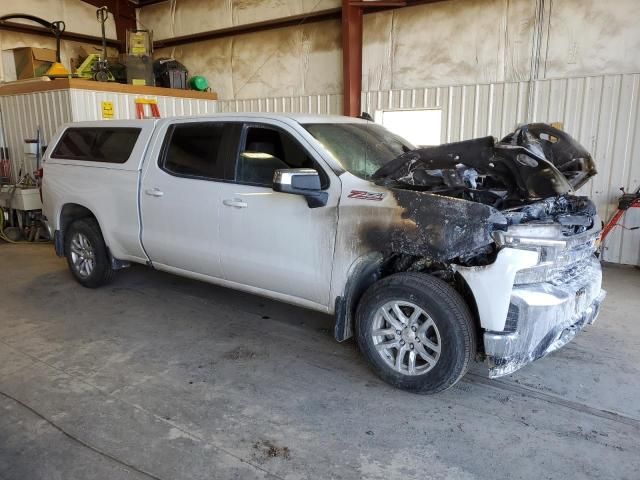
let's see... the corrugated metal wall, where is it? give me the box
[0,90,72,178]
[362,73,640,266]
[68,89,217,121]
[215,94,343,116]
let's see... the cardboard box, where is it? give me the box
[4,47,57,80]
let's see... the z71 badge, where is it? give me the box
[348,190,386,201]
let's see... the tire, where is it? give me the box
[355,272,476,394]
[64,218,114,288]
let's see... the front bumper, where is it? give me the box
[484,255,605,377]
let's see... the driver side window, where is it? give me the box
[235,125,327,188]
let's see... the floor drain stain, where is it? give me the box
[253,440,291,461]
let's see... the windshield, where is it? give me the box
[303,123,414,179]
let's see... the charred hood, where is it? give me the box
[372,123,597,210]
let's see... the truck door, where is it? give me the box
[216,122,339,308]
[140,121,240,278]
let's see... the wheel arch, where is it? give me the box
[334,253,384,342]
[57,203,105,256]
[334,251,484,347]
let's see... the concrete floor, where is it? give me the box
[1,244,639,480]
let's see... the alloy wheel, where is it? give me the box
[69,232,96,278]
[371,300,441,375]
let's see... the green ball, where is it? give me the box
[189,76,209,91]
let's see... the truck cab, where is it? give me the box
[42,114,605,394]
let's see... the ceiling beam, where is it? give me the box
[132,0,169,5]
[150,0,450,49]
[154,7,343,49]
[0,20,120,49]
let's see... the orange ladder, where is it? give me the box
[135,98,161,119]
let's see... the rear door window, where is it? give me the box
[51,128,140,163]
[161,122,237,180]
[235,125,328,188]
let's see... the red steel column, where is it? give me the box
[342,0,363,117]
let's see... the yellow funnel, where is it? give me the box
[46,62,70,77]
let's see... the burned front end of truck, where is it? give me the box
[372,123,605,377]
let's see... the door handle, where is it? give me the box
[145,188,164,197]
[223,198,248,208]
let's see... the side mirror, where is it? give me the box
[273,168,328,208]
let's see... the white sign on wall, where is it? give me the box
[375,108,442,146]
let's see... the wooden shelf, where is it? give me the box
[0,78,217,100]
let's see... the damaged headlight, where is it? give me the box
[493,223,599,285]
[493,226,567,284]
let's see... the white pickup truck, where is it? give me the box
[42,113,605,393]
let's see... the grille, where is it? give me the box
[503,303,520,333]
[513,230,599,285]
[555,235,598,269]
[548,257,595,286]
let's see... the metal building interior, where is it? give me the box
[0,1,639,479]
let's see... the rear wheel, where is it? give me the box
[356,272,476,394]
[65,218,114,288]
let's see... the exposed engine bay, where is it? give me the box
[372,123,597,211]
[367,124,599,266]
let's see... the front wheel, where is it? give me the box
[355,272,476,394]
[64,218,114,288]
